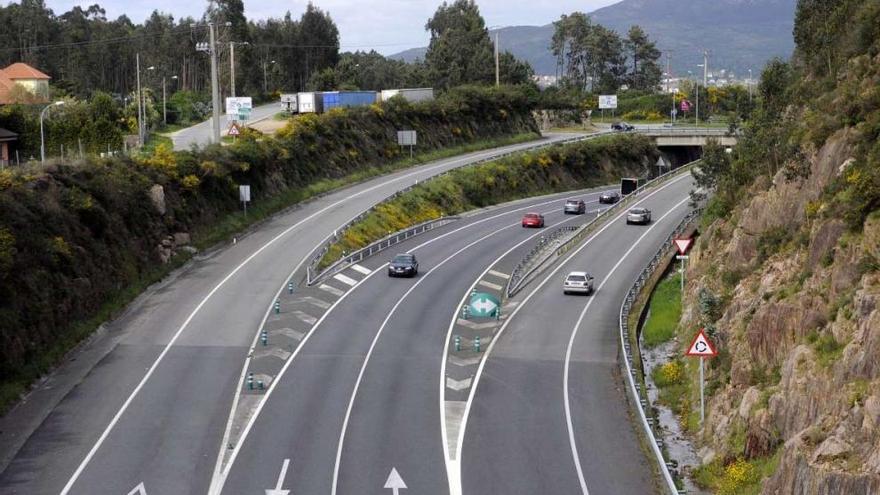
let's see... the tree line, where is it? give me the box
[551,12,662,93]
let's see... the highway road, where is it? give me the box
[215,188,610,495]
[169,103,279,150]
[0,133,581,495]
[458,172,694,494]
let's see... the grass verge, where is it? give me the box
[642,271,683,347]
[693,450,781,495]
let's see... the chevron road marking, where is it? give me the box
[487,270,510,280]
[477,280,504,291]
[319,284,345,297]
[333,273,358,286]
[350,264,372,275]
[446,377,473,391]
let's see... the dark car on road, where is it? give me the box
[626,207,652,225]
[563,199,586,215]
[521,212,545,228]
[388,253,419,277]
[599,191,620,204]
[611,122,635,132]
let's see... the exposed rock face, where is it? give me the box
[149,184,166,215]
[679,128,880,493]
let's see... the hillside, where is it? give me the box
[391,0,797,76]
[649,0,880,492]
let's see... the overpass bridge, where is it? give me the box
[637,127,738,147]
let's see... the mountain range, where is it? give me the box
[390,0,797,78]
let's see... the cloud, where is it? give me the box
[42,0,619,55]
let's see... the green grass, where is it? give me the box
[140,132,173,154]
[642,271,683,347]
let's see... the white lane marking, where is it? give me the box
[329,210,585,495]
[252,348,292,361]
[487,270,510,280]
[64,134,577,495]
[333,273,358,287]
[350,264,372,275]
[446,377,473,391]
[213,189,602,494]
[442,172,693,495]
[456,319,499,330]
[127,482,147,495]
[295,296,331,310]
[477,280,504,291]
[270,328,305,341]
[449,356,482,367]
[319,284,345,297]
[265,458,290,495]
[291,311,318,326]
[560,195,692,495]
[384,468,407,494]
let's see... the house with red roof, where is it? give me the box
[0,62,51,104]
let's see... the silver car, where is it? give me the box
[563,271,594,295]
[626,207,652,225]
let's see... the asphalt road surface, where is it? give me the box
[169,103,279,150]
[0,134,582,495]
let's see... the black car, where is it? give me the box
[388,253,419,277]
[599,191,621,204]
[611,122,635,132]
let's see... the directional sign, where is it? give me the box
[673,237,693,255]
[468,292,500,318]
[265,458,291,495]
[685,328,717,357]
[384,468,407,494]
[228,123,241,137]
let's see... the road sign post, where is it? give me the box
[239,184,251,216]
[674,237,693,294]
[685,328,718,425]
[397,130,417,159]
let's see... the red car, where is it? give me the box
[521,212,545,228]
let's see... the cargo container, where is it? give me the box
[379,88,434,104]
[280,93,297,113]
[319,91,378,111]
[297,92,321,114]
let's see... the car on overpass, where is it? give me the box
[563,271,594,295]
[563,199,587,215]
[626,207,652,225]
[611,121,635,132]
[388,253,419,277]
[521,212,545,228]
[599,191,621,204]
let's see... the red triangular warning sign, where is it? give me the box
[228,123,241,136]
[674,237,693,255]
[685,328,717,357]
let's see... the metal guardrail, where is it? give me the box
[306,216,459,284]
[505,225,579,294]
[618,206,704,494]
[638,128,734,136]
[305,131,618,285]
[505,158,702,297]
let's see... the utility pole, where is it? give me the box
[703,50,709,87]
[748,68,753,106]
[162,77,167,125]
[197,24,222,144]
[494,31,500,86]
[136,53,143,146]
[230,42,236,98]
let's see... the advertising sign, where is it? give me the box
[598,95,618,109]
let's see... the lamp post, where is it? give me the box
[40,101,65,163]
[263,59,276,94]
[696,63,704,124]
[489,25,501,86]
[748,68,753,106]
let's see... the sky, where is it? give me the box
[40,0,621,55]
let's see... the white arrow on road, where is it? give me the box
[265,459,291,495]
[127,483,147,495]
[384,468,407,494]
[471,298,497,314]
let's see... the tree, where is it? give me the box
[498,52,534,86]
[690,138,730,203]
[550,12,627,93]
[424,0,494,88]
[624,25,661,90]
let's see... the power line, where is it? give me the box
[0,23,208,55]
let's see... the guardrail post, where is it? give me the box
[454,335,461,352]
[288,282,294,295]
[461,305,469,320]
[260,329,268,346]
[257,380,264,391]
[274,300,280,314]
[247,372,254,390]
[474,336,481,353]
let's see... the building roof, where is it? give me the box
[0,127,18,142]
[0,76,15,104]
[1,62,51,80]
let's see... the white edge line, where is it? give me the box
[330,207,586,495]
[59,134,576,495]
[561,194,692,495]
[442,172,692,495]
[212,190,604,494]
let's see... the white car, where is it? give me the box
[563,271,594,295]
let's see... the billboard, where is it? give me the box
[598,95,618,109]
[225,97,253,121]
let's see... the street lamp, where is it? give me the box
[263,59,276,94]
[696,63,704,124]
[489,25,501,86]
[40,101,65,163]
